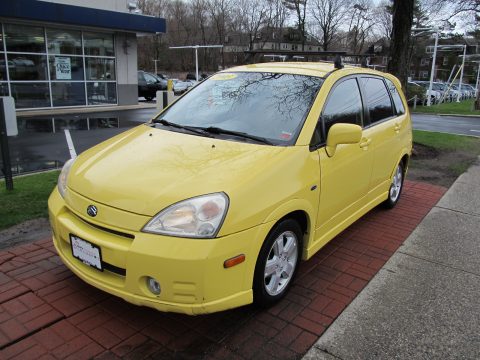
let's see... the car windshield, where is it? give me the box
[155,72,324,145]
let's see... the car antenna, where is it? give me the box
[334,55,343,70]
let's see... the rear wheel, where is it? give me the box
[253,219,302,307]
[383,162,404,209]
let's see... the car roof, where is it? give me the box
[224,62,392,80]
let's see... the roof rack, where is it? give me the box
[243,49,370,66]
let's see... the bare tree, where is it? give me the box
[283,0,308,50]
[311,0,350,51]
[346,0,376,54]
[236,0,272,50]
[375,1,393,41]
[208,0,233,68]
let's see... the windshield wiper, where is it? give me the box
[152,119,212,137]
[200,126,274,145]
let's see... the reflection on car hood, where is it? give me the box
[68,125,287,216]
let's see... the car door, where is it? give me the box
[138,71,147,96]
[313,77,374,247]
[144,73,160,92]
[359,76,405,197]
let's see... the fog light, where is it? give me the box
[146,277,161,295]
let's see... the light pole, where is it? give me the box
[169,45,223,81]
[411,27,438,106]
[427,30,439,106]
[153,59,160,75]
[457,45,466,102]
[475,62,480,98]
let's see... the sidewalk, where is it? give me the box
[304,158,480,359]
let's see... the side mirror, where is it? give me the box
[325,123,362,157]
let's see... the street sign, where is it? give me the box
[0,96,16,190]
[1,97,18,136]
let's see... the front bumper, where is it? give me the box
[48,188,270,315]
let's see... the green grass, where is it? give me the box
[413,129,480,151]
[412,99,480,115]
[0,171,59,230]
[412,130,480,179]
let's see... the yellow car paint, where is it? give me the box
[49,62,412,314]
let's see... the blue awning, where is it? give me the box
[0,0,166,34]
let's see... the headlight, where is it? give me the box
[58,158,75,198]
[142,193,229,238]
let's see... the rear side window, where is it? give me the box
[322,78,363,140]
[361,77,394,124]
[144,73,157,84]
[386,79,405,115]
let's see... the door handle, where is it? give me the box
[394,123,401,132]
[359,138,371,148]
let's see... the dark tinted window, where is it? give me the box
[322,78,363,140]
[144,73,158,84]
[159,72,323,145]
[4,24,45,53]
[361,77,394,123]
[386,79,405,115]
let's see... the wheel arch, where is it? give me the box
[262,200,316,260]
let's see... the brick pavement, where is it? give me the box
[0,180,446,359]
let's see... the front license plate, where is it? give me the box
[70,235,103,271]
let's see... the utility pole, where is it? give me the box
[457,45,466,103]
[427,30,439,106]
[153,59,160,75]
[169,45,223,81]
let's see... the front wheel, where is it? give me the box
[383,162,404,209]
[253,219,302,307]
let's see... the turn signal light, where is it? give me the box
[224,254,245,268]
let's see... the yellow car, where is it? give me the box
[48,62,412,315]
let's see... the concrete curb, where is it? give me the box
[411,112,480,118]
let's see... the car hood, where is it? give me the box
[67,124,287,217]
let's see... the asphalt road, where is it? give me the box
[1,110,479,176]
[4,107,159,175]
[411,113,480,137]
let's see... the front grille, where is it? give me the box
[74,213,135,240]
[103,262,126,276]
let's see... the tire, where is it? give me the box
[253,218,302,307]
[383,162,404,209]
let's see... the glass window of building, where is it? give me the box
[84,32,114,57]
[0,82,8,96]
[51,82,86,107]
[10,83,50,108]
[1,23,117,108]
[85,58,115,80]
[49,56,84,81]
[4,24,46,53]
[87,82,116,105]
[7,54,48,80]
[47,28,82,55]
[0,55,7,81]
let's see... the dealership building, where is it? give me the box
[0,0,165,110]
